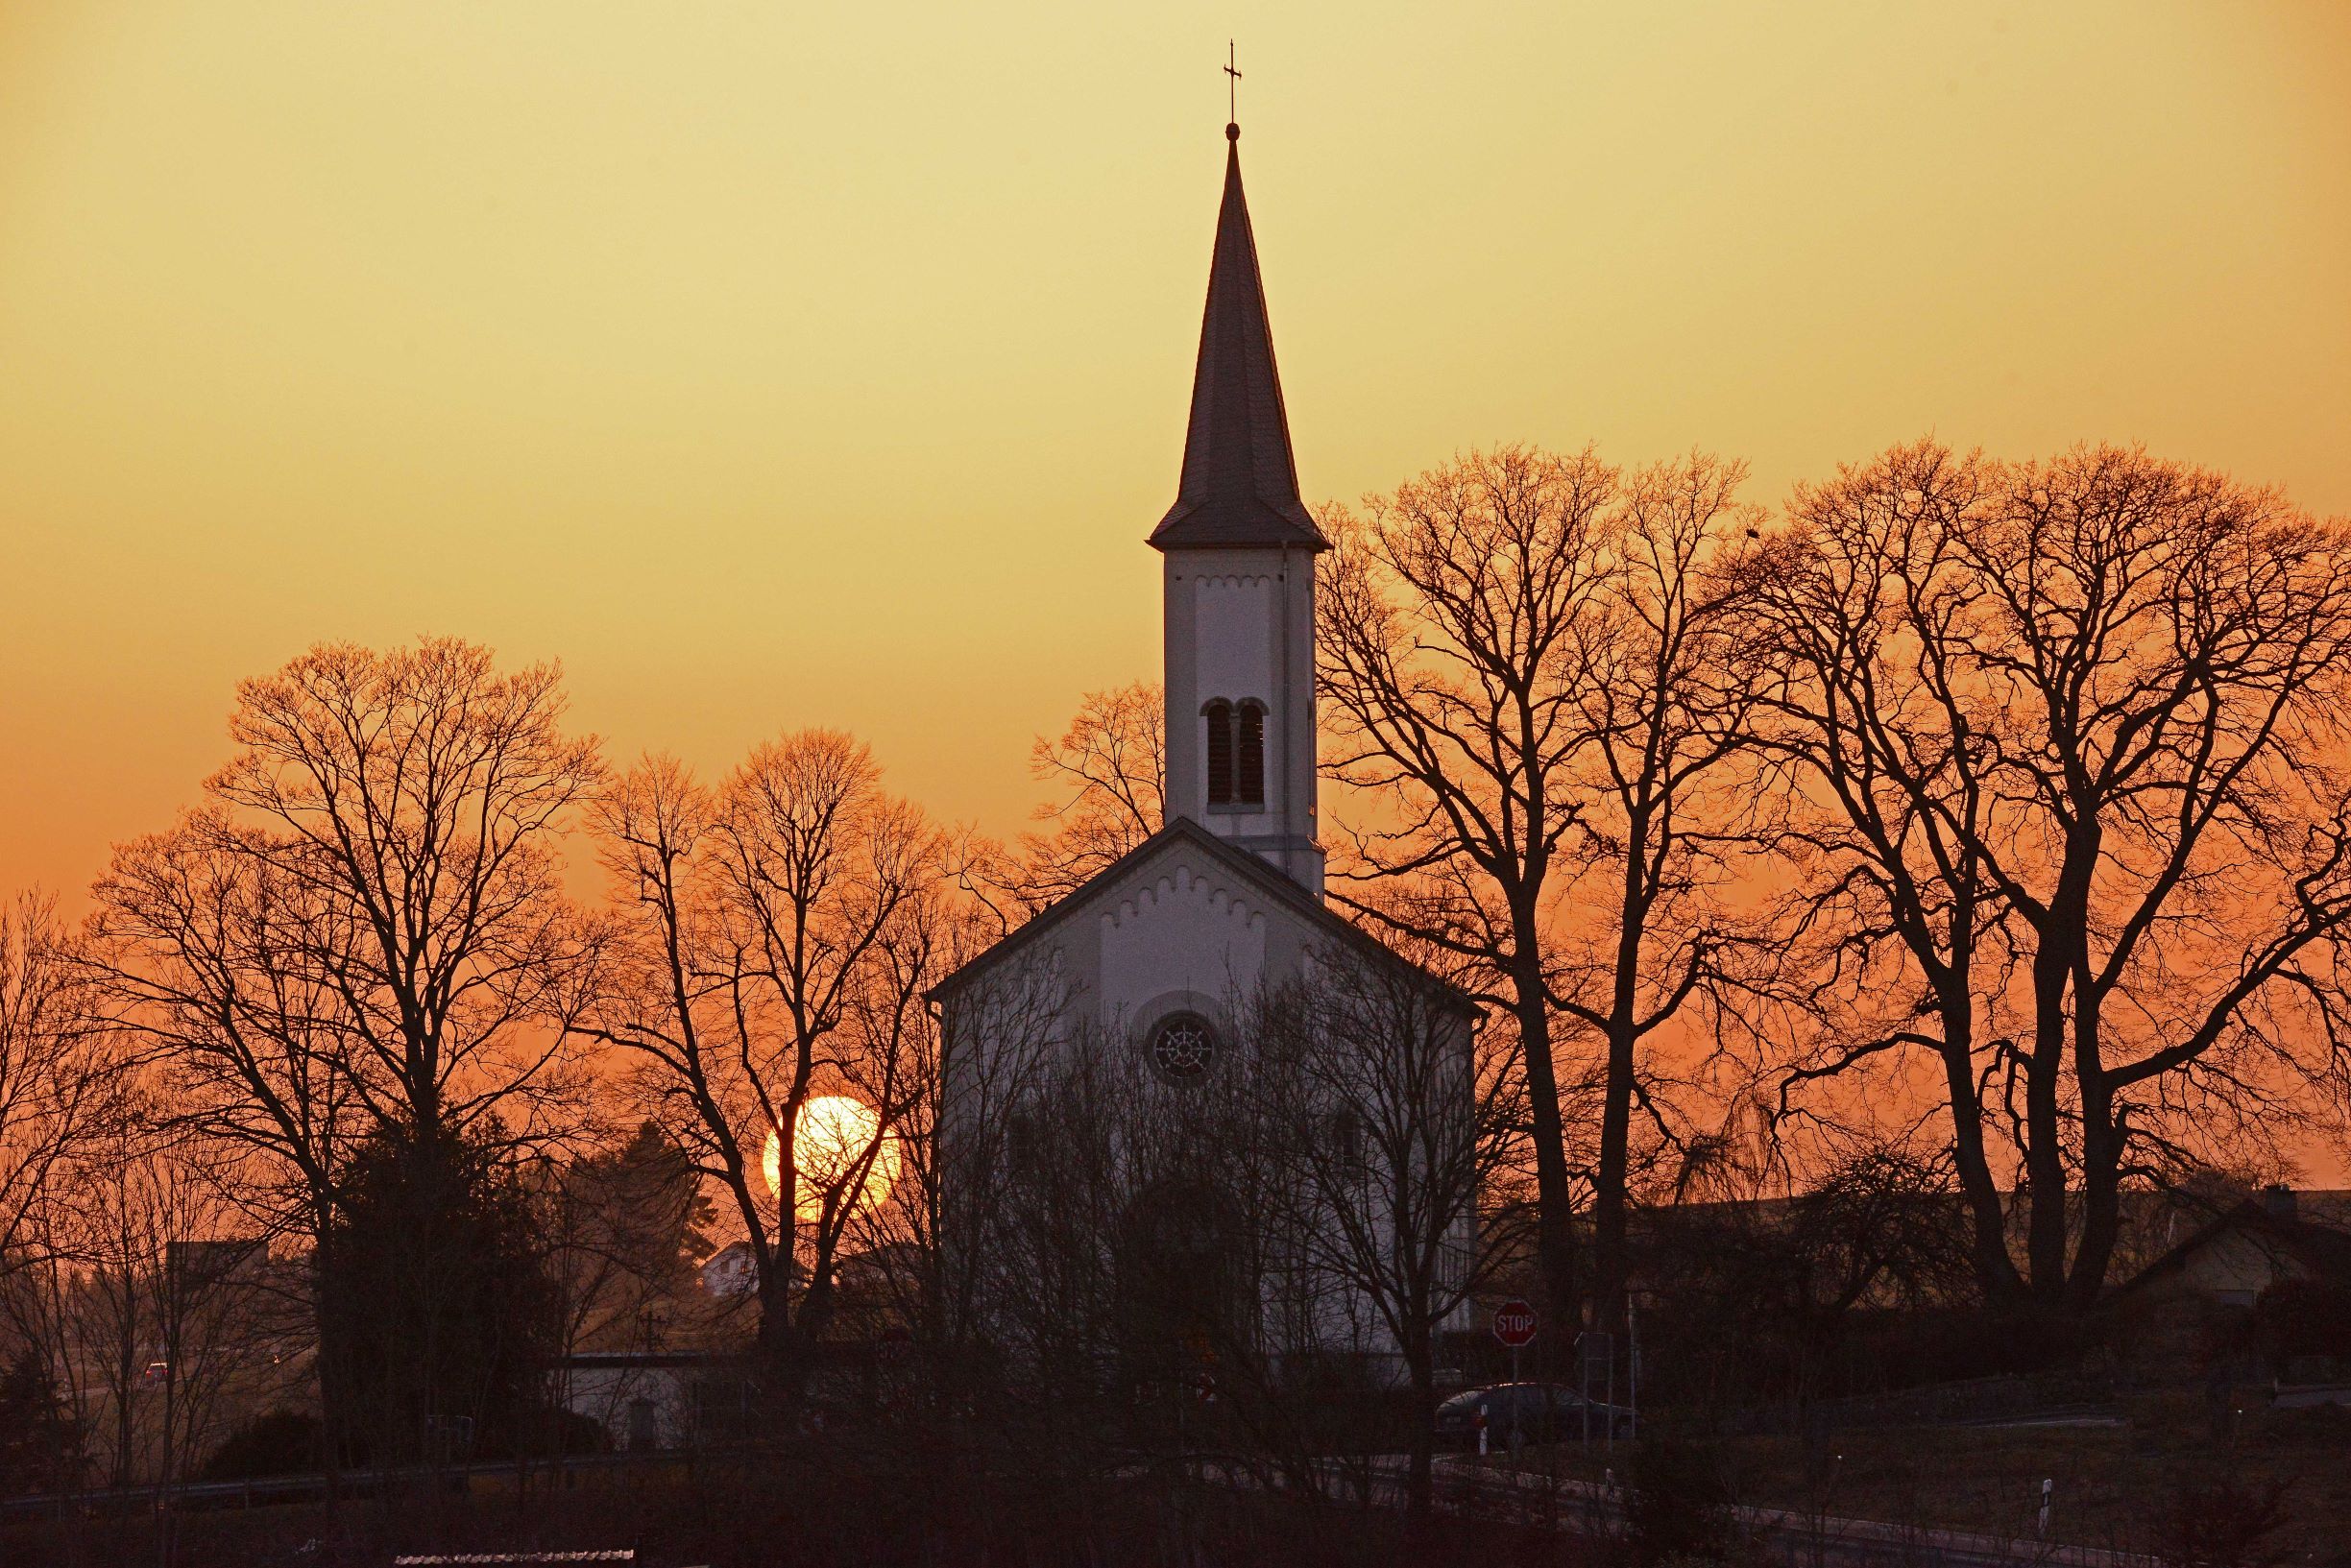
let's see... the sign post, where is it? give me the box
[1627,1298,1639,1441]
[1575,1330,1613,1449]
[1491,1299,1538,1455]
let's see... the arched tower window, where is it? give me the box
[1235,702,1267,805]
[1202,700,1234,805]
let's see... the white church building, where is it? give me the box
[932,120,1477,1384]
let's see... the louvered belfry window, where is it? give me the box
[1235,702,1266,805]
[1203,700,1235,804]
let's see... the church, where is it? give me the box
[932,117,1478,1379]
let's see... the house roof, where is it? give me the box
[930,815,1475,1014]
[1148,125,1329,554]
[2108,1198,2351,1302]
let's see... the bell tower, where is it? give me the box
[1150,120,1327,895]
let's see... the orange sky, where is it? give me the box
[4,2,2350,902]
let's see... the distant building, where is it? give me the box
[164,1236,270,1289]
[700,1241,757,1298]
[2107,1186,2351,1380]
[555,1351,739,1451]
[2113,1186,2351,1309]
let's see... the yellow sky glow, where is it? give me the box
[4,2,2349,899]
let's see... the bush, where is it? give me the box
[0,1352,81,1495]
[1622,1438,1758,1566]
[2145,1470,2294,1568]
[2253,1278,2351,1365]
[201,1410,327,1481]
[489,1404,611,1460]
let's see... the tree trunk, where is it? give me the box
[2068,1071,2125,1311]
[1591,802,1657,1339]
[1511,942,1580,1325]
[1938,1016,2026,1309]
[756,1257,807,1406]
[1402,1317,1438,1535]
[2024,941,2073,1307]
[1591,1017,1636,1337]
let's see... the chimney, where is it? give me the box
[2259,1183,2297,1221]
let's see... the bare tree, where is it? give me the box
[1628,1134,1971,1419]
[92,638,602,1169]
[86,638,605,1455]
[1757,442,2351,1314]
[591,734,941,1392]
[1319,446,1612,1325]
[1320,445,1764,1332]
[0,892,125,1278]
[1008,682,1165,912]
[0,1234,95,1498]
[1549,456,1770,1333]
[90,832,361,1246]
[849,939,1066,1388]
[204,638,604,1146]
[1782,1144,1975,1335]
[969,998,1297,1478]
[1251,944,1521,1528]
[976,1019,1127,1412]
[6,1110,298,1501]
[539,1121,713,1363]
[1747,443,2027,1302]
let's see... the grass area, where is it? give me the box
[1486,1395,2351,1564]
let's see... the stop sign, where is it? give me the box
[1491,1298,1539,1348]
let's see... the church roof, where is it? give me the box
[930,816,1475,1014]
[1149,126,1330,554]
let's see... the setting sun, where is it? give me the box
[762,1095,902,1223]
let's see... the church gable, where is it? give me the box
[1094,838,1276,1029]
[933,820,1346,1032]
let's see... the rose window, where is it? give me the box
[1150,1012,1216,1080]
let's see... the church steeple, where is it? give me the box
[1149,123,1329,553]
[1153,118,1326,896]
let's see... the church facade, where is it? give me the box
[932,121,1476,1383]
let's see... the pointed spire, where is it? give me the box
[1149,123,1328,552]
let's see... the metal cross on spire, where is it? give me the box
[1224,40,1242,126]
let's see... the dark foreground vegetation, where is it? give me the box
[11,1398,2345,1568]
[1487,1398,2351,1566]
[0,1440,1575,1568]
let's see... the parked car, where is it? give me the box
[1433,1382,1633,1448]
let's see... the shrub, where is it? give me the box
[201,1410,327,1481]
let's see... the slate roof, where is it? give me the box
[1148,125,1330,554]
[930,816,1475,1014]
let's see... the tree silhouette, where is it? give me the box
[1320,445,1768,1333]
[1756,441,2351,1313]
[592,733,943,1397]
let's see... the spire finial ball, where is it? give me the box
[1226,122,1240,141]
